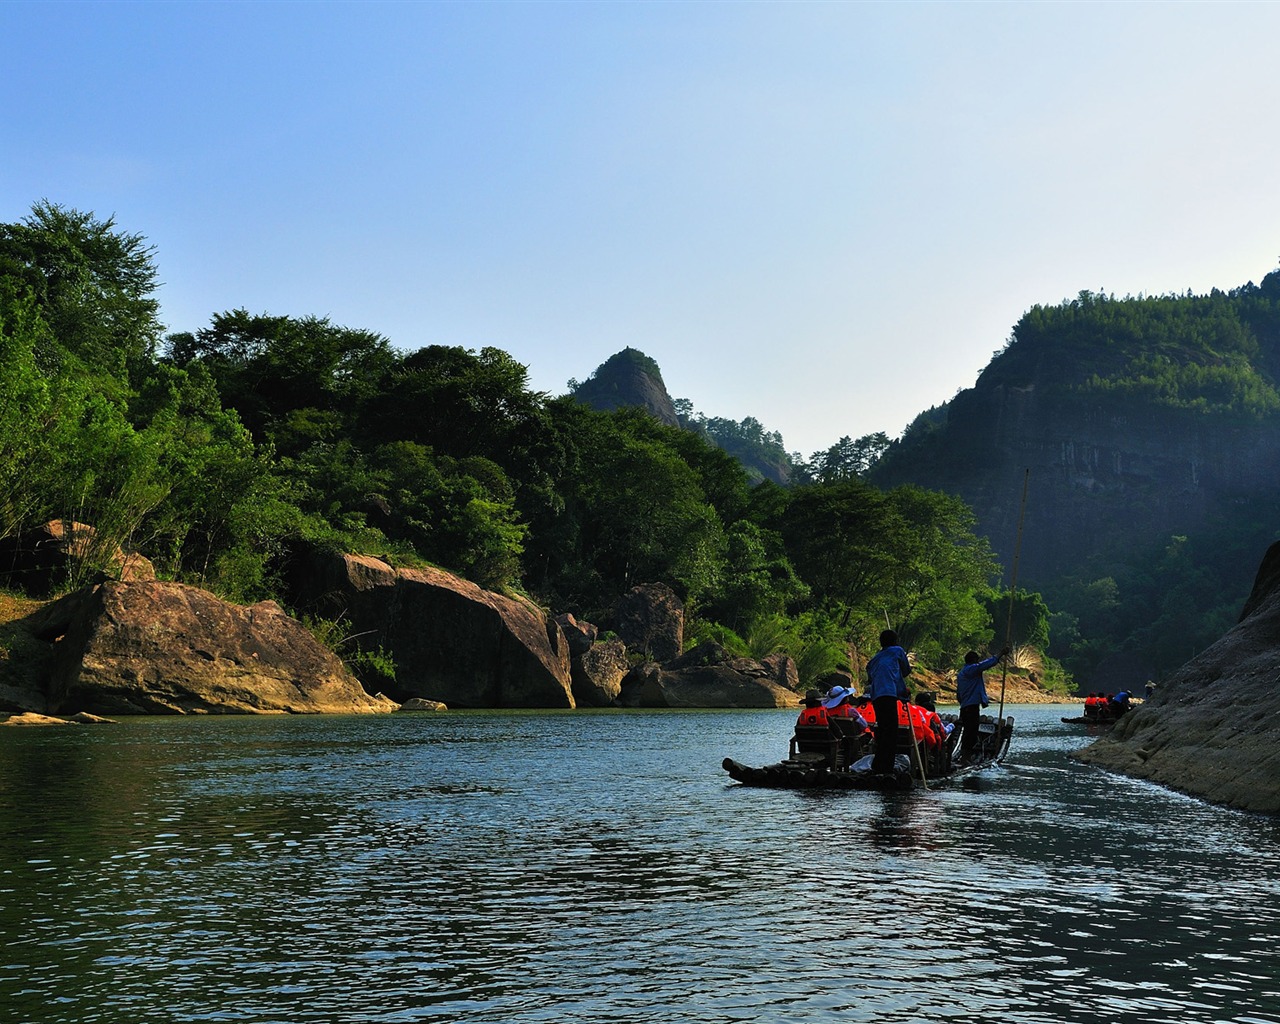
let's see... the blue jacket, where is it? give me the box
[956,655,1000,708]
[866,645,911,700]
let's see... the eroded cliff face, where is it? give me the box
[571,349,680,426]
[1074,541,1280,815]
[876,381,1280,586]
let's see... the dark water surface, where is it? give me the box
[2,706,1278,1024]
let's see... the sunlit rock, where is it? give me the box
[1076,541,1280,814]
[22,581,395,716]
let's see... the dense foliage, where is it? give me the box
[875,275,1280,686]
[983,288,1280,419]
[0,203,1023,684]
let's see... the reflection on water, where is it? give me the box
[1,708,1279,1023]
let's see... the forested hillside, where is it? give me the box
[0,203,1040,688]
[872,281,1280,688]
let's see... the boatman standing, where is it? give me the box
[866,629,912,775]
[956,647,1009,764]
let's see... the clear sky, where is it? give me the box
[4,1,1279,458]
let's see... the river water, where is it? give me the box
[1,705,1278,1024]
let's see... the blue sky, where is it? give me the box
[4,1,1279,458]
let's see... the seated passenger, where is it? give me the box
[795,689,830,728]
[910,696,945,748]
[823,685,870,731]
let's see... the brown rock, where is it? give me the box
[761,653,800,692]
[1075,540,1280,814]
[613,583,684,663]
[23,581,393,715]
[397,698,448,712]
[554,613,599,658]
[380,567,574,708]
[572,639,629,707]
[1,712,72,726]
[619,643,798,708]
[281,548,574,709]
[0,520,155,597]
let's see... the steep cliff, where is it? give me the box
[1074,541,1280,815]
[570,348,681,426]
[872,278,1280,590]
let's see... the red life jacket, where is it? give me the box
[828,704,870,730]
[797,706,829,727]
[857,701,877,725]
[905,704,937,746]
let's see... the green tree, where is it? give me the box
[0,285,58,538]
[169,310,398,456]
[774,480,1000,669]
[538,404,728,610]
[128,360,288,596]
[0,201,161,396]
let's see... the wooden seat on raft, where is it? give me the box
[829,716,873,764]
[789,725,843,768]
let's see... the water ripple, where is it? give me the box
[2,708,1280,1023]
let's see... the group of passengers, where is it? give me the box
[795,629,1010,776]
[1082,691,1132,718]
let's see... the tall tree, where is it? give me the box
[0,201,161,394]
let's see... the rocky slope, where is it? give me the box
[870,280,1280,590]
[570,347,680,425]
[1075,541,1280,814]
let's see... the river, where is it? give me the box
[1,705,1277,1024]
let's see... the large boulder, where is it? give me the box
[554,613,626,706]
[554,613,599,658]
[618,642,800,708]
[20,581,394,715]
[0,521,155,597]
[761,652,801,693]
[285,550,574,708]
[571,638,629,707]
[1075,541,1280,814]
[380,566,574,708]
[613,583,684,663]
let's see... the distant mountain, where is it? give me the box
[872,277,1280,582]
[569,348,680,426]
[569,348,792,484]
[869,273,1280,685]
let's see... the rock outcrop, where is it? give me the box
[571,639,630,707]
[570,347,681,426]
[554,613,626,706]
[286,551,574,708]
[397,698,448,712]
[613,583,684,663]
[20,581,393,715]
[619,642,800,708]
[0,520,155,597]
[1075,541,1280,814]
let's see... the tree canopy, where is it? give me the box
[0,201,1046,684]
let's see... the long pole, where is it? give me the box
[997,469,1031,724]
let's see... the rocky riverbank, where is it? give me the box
[0,523,1069,716]
[1074,541,1280,815]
